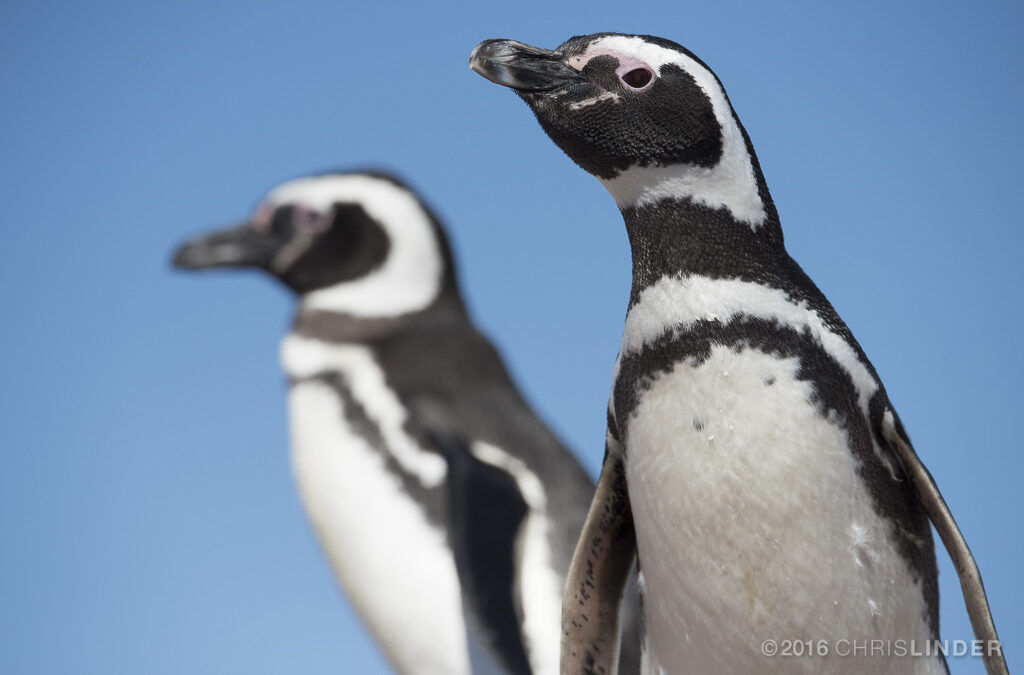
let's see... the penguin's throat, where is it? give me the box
[292,293,468,344]
[621,199,786,305]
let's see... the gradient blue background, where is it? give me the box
[2,1,1020,673]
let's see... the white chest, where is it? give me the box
[282,337,468,675]
[622,346,941,675]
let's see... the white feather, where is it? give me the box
[281,334,447,488]
[621,273,904,480]
[622,274,877,411]
[288,379,468,675]
[624,346,941,674]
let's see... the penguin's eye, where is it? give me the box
[620,67,654,90]
[292,205,330,233]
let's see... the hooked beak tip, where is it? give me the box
[171,222,269,271]
[470,38,582,93]
[171,241,229,270]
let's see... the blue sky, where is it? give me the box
[1,1,1020,673]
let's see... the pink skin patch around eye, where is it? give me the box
[251,202,275,232]
[568,49,657,91]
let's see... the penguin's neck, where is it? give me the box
[607,114,789,305]
[619,193,786,307]
[291,290,469,345]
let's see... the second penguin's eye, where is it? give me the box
[620,67,654,90]
[292,205,330,233]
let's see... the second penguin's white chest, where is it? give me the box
[620,345,939,675]
[281,335,469,675]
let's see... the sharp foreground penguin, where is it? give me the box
[471,34,1006,675]
[173,170,640,675]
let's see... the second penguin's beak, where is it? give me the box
[172,223,281,271]
[470,39,584,93]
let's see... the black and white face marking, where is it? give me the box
[471,34,768,228]
[174,172,447,318]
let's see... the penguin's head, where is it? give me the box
[471,34,771,228]
[173,171,460,318]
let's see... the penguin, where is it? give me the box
[471,34,1006,675]
[172,170,640,675]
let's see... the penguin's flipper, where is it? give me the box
[881,416,1008,675]
[428,429,533,675]
[561,436,636,675]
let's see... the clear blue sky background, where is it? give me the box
[1,1,1020,673]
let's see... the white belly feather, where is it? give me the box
[284,337,469,675]
[626,346,942,675]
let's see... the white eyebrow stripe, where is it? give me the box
[266,174,444,318]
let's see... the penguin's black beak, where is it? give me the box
[172,223,280,270]
[470,39,584,92]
